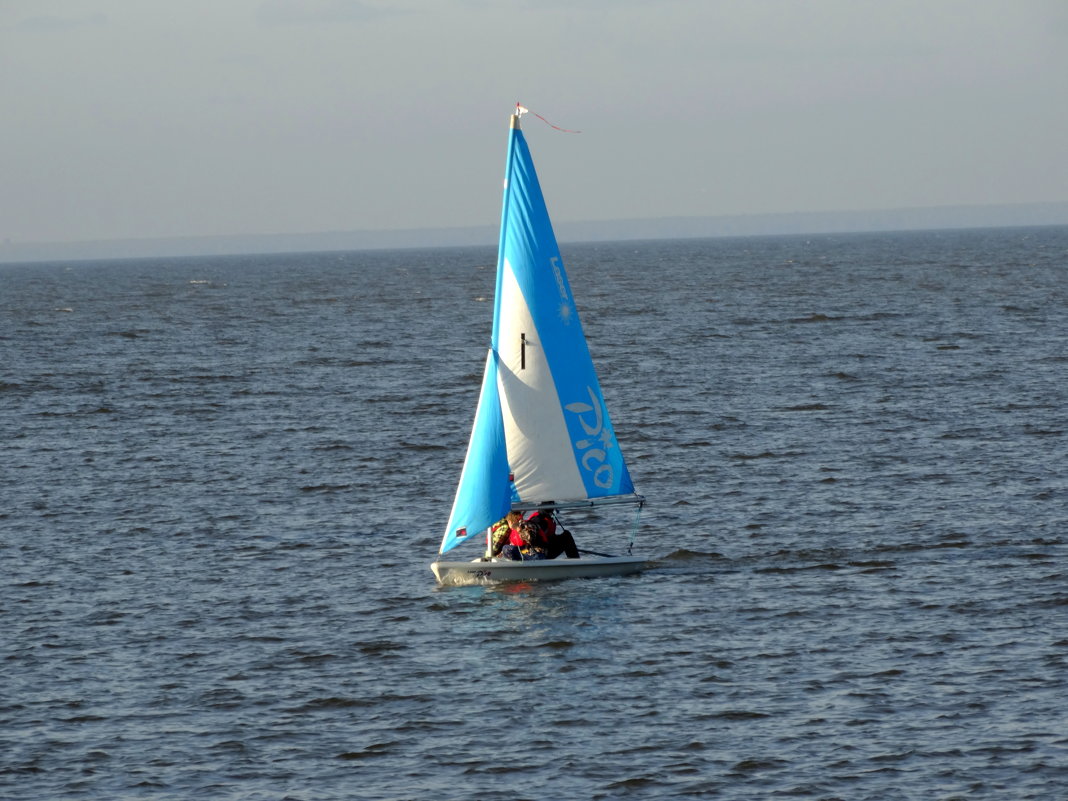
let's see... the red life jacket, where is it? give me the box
[525,510,556,541]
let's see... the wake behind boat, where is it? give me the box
[431,106,645,585]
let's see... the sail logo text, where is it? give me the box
[565,386,615,489]
[549,256,572,324]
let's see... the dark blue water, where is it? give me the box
[3,227,1067,800]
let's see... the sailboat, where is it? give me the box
[430,106,645,585]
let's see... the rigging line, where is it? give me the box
[626,502,644,556]
[516,103,581,133]
[530,111,581,133]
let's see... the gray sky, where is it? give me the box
[3,0,1067,244]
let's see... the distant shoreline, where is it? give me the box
[4,201,1067,264]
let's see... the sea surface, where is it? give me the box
[2,227,1067,800]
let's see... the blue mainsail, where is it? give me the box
[439,111,636,555]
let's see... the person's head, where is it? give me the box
[518,521,537,544]
[506,510,522,526]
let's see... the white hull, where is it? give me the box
[430,555,645,585]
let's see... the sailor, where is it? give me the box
[515,520,550,560]
[525,506,580,559]
[496,520,543,561]
[487,511,522,558]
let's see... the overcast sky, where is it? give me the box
[3,0,1067,244]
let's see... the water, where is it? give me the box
[2,227,1067,800]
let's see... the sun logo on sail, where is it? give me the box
[549,256,573,325]
[565,386,615,489]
